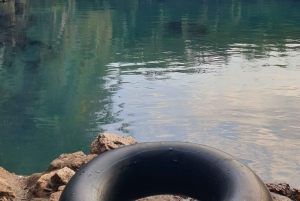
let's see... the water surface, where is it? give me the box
[0,0,300,186]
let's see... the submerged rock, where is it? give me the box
[90,132,137,154]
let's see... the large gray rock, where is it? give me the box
[46,151,97,172]
[90,132,137,154]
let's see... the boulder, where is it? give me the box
[90,132,137,154]
[46,151,97,172]
[50,167,75,191]
[0,177,16,201]
[33,167,74,198]
[32,171,56,198]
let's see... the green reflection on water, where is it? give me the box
[0,0,300,186]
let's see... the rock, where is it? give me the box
[58,185,65,191]
[25,173,43,188]
[291,188,300,201]
[90,132,137,154]
[266,183,300,201]
[49,191,62,201]
[33,167,74,198]
[271,192,292,201]
[33,171,56,198]
[266,183,293,197]
[46,151,97,172]
[0,177,16,201]
[50,167,75,191]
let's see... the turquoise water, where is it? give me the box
[0,0,300,186]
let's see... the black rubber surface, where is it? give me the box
[59,142,273,201]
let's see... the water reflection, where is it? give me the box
[163,22,208,37]
[0,0,299,187]
[0,0,15,28]
[0,0,117,174]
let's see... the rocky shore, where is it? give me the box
[0,132,299,201]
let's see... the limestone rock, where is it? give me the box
[49,191,62,201]
[0,177,16,201]
[46,151,97,172]
[90,132,137,154]
[50,167,75,191]
[33,167,74,198]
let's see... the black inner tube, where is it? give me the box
[59,142,273,201]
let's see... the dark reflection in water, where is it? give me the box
[0,0,300,186]
[163,22,208,37]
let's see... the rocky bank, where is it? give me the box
[0,132,299,201]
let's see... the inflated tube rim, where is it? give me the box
[60,141,273,201]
